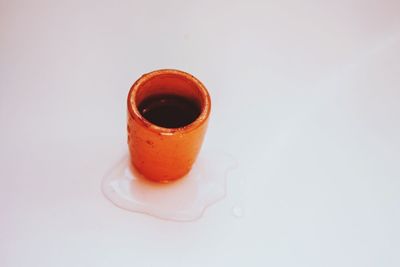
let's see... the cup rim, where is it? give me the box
[127,69,211,135]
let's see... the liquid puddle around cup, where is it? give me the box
[102,151,237,221]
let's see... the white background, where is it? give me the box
[1,0,400,266]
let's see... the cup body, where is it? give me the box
[127,69,211,182]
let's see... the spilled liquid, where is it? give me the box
[102,151,236,221]
[139,94,201,128]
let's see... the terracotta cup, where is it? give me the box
[127,69,211,182]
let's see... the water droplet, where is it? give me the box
[102,151,237,221]
[232,206,244,218]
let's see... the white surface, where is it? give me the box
[1,1,400,266]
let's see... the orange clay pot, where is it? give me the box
[127,69,211,182]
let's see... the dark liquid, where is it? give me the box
[138,94,201,128]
